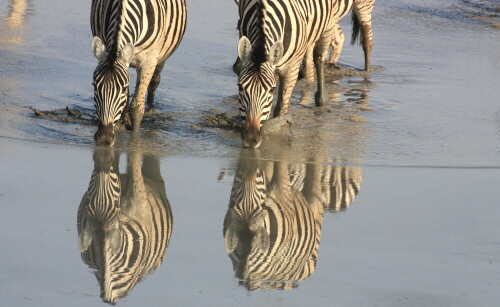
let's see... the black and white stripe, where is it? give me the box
[90,0,186,145]
[78,149,172,304]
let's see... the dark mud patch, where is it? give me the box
[30,106,96,125]
[201,111,293,136]
[201,111,243,132]
[29,106,176,131]
[325,63,384,78]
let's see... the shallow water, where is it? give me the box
[1,0,499,306]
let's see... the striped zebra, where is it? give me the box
[90,0,186,145]
[223,152,324,290]
[233,0,375,75]
[78,148,172,304]
[236,0,342,148]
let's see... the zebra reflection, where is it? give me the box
[77,148,172,304]
[223,152,323,290]
[223,151,363,290]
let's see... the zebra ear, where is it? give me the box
[91,36,107,62]
[224,227,239,254]
[268,41,284,65]
[79,223,93,252]
[255,226,270,253]
[234,0,240,5]
[119,43,135,66]
[238,36,252,65]
[108,227,122,253]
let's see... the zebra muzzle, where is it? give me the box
[94,122,115,146]
[242,124,263,149]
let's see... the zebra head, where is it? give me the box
[91,36,134,146]
[224,157,270,256]
[78,148,122,254]
[237,36,283,148]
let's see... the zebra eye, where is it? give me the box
[269,87,276,94]
[238,84,243,92]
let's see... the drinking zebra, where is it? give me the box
[223,151,324,290]
[236,0,341,148]
[77,148,172,304]
[90,0,186,145]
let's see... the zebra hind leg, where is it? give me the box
[326,21,344,66]
[353,2,374,72]
[146,61,166,111]
[301,47,315,82]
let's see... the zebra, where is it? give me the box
[236,0,344,148]
[90,0,187,145]
[232,0,375,75]
[77,148,172,304]
[223,151,324,290]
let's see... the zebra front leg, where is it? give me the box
[146,61,166,111]
[273,69,299,118]
[130,65,156,130]
[313,47,328,107]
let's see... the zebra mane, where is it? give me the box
[105,0,127,64]
[251,0,268,66]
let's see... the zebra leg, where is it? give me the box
[313,41,329,107]
[354,1,374,72]
[273,69,299,118]
[326,21,345,66]
[302,47,315,82]
[130,65,156,130]
[146,61,166,111]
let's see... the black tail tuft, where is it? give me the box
[351,12,361,46]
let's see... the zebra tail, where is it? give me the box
[350,12,361,46]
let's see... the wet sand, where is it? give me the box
[1,0,500,306]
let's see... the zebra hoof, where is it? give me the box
[315,92,328,107]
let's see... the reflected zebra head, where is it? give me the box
[223,156,269,255]
[78,148,172,304]
[237,36,283,148]
[91,37,134,146]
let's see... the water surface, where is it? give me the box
[0,0,499,306]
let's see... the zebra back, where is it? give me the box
[91,0,186,62]
[78,149,172,304]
